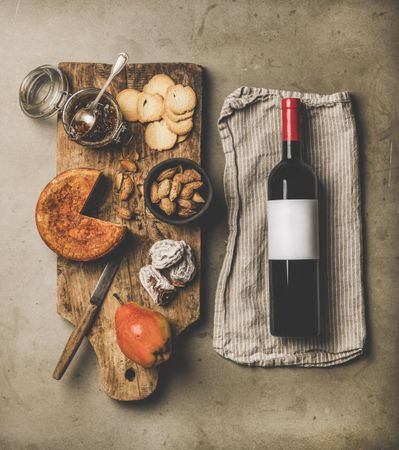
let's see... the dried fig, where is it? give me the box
[151,182,160,203]
[149,239,185,269]
[120,159,138,172]
[139,265,176,306]
[165,242,196,286]
[169,179,182,202]
[192,192,206,203]
[158,179,172,199]
[157,166,178,182]
[159,198,176,216]
[119,176,134,201]
[115,206,132,220]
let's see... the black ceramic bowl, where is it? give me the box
[144,158,213,225]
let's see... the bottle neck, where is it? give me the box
[282,140,301,160]
[282,98,301,161]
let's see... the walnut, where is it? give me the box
[149,239,185,269]
[139,265,176,306]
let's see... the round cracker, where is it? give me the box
[163,107,194,122]
[164,115,193,136]
[116,88,140,122]
[165,84,196,115]
[143,74,175,98]
[145,120,177,151]
[137,92,164,123]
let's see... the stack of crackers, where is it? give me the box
[117,74,197,151]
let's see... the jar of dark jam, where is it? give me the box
[62,88,128,148]
[19,66,130,149]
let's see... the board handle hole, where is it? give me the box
[125,368,135,382]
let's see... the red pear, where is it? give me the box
[115,302,172,369]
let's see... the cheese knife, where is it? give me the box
[52,252,123,380]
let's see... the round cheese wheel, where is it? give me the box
[35,168,127,261]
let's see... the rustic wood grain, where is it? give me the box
[56,62,202,400]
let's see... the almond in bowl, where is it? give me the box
[144,158,212,225]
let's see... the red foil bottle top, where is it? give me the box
[282,97,300,141]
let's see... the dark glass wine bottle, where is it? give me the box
[267,98,320,337]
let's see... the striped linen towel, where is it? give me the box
[213,87,366,367]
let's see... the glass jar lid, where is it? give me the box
[19,65,70,119]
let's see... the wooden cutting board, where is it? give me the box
[56,62,202,400]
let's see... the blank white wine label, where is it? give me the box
[267,199,319,260]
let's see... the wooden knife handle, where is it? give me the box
[52,302,99,380]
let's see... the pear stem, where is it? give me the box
[113,293,125,305]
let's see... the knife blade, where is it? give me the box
[90,253,123,306]
[52,252,123,380]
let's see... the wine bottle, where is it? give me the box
[267,98,320,337]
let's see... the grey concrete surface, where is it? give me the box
[0,0,398,449]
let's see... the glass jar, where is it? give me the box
[19,65,69,119]
[62,88,128,149]
[19,66,130,149]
